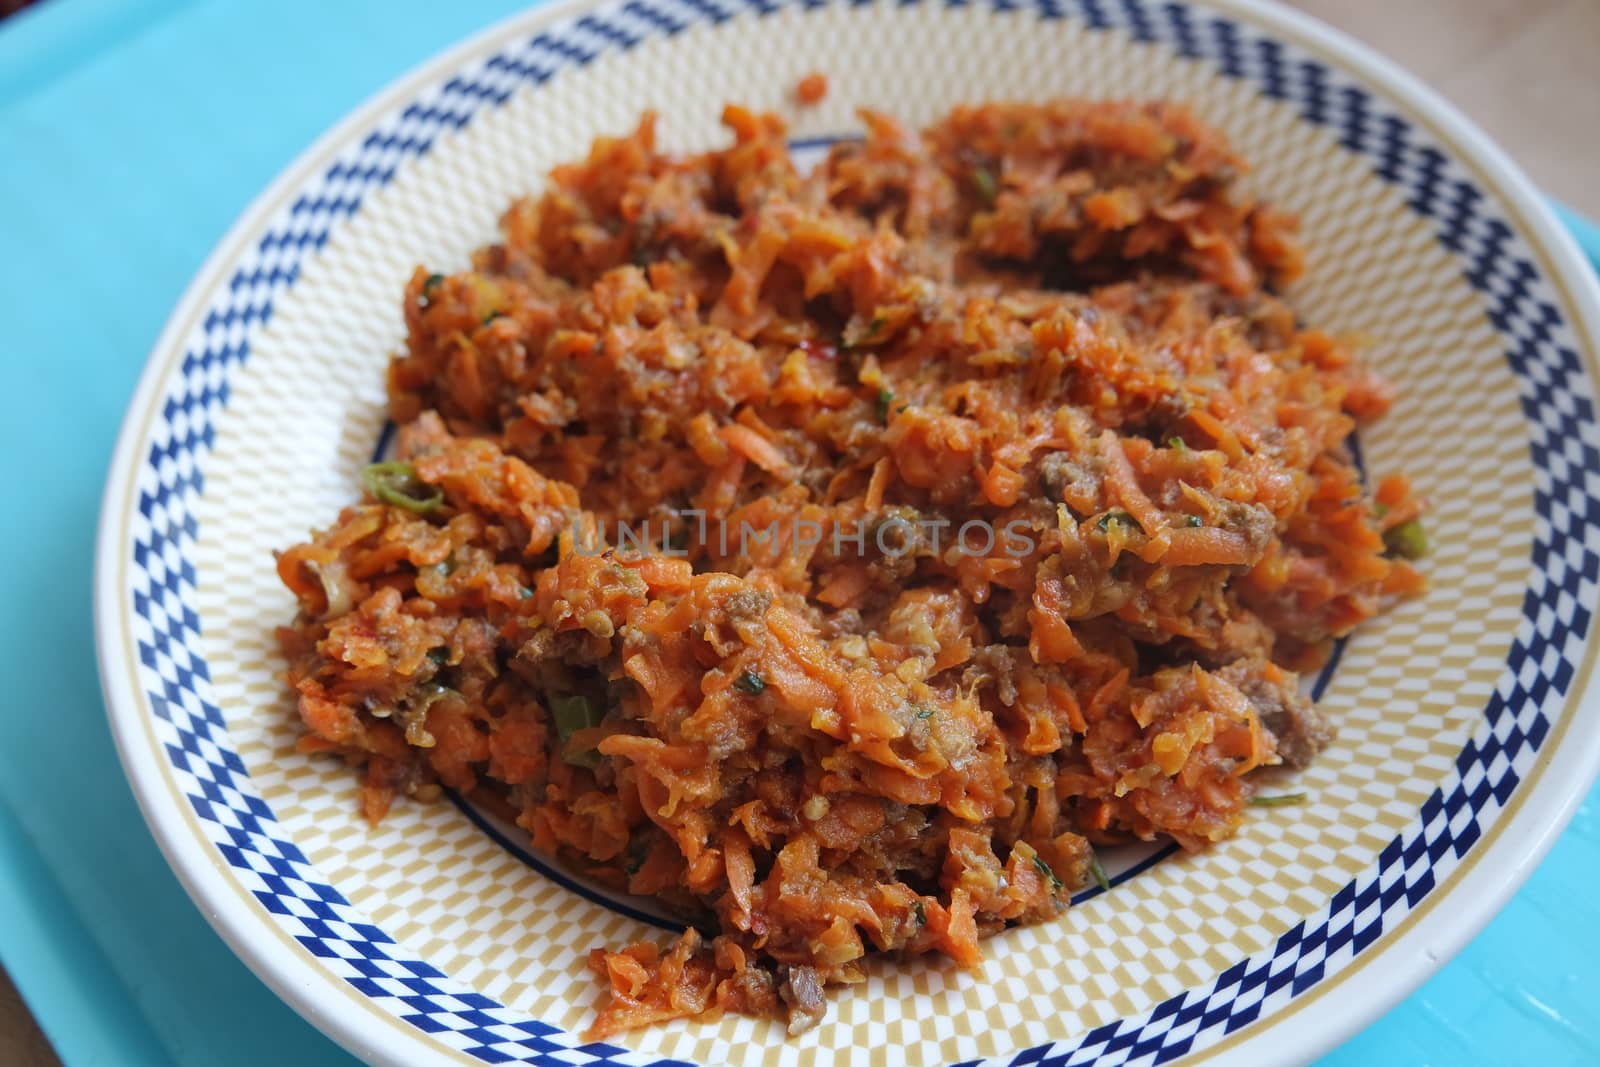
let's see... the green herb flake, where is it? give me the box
[842,315,887,352]
[481,309,505,326]
[1031,853,1064,891]
[973,166,999,206]
[517,586,535,600]
[914,705,937,720]
[876,387,895,423]
[424,273,445,293]
[1250,792,1308,808]
[733,670,767,696]
[1185,514,1204,527]
[912,900,927,926]
[1088,851,1111,892]
[426,647,450,667]
[1097,509,1141,534]
[1167,436,1188,454]
[1382,519,1428,560]
[550,694,601,740]
[550,694,603,768]
[625,837,651,875]
[362,461,445,514]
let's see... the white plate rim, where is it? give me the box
[92,1,1600,1064]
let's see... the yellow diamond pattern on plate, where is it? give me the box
[194,4,1531,1065]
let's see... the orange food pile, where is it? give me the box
[275,99,1425,1038]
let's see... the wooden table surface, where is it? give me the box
[3,1,1596,1064]
[1289,0,1600,217]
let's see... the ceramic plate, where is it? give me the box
[94,0,1600,1064]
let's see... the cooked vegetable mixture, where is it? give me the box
[275,99,1426,1038]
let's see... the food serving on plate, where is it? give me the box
[272,97,1427,1038]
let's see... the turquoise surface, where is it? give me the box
[0,2,1594,1064]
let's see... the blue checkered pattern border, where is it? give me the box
[121,0,1600,1063]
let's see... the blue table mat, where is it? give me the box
[0,2,1595,1064]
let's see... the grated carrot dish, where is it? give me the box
[274,98,1426,1038]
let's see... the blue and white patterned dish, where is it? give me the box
[93,1,1600,1064]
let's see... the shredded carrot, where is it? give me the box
[816,563,871,607]
[795,71,828,106]
[1100,429,1169,553]
[863,457,892,511]
[720,423,795,478]
[1162,526,1255,567]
